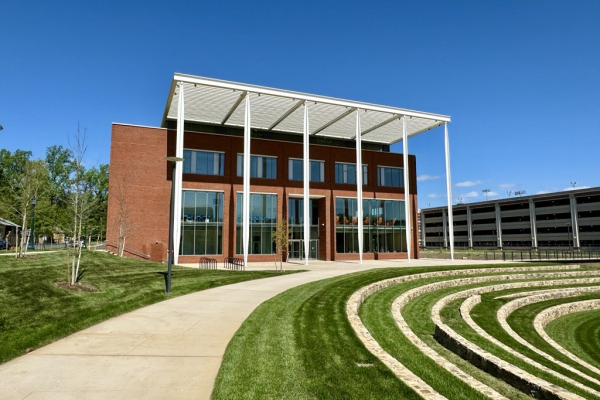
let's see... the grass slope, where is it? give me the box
[213,263,555,399]
[0,250,295,364]
[546,309,600,371]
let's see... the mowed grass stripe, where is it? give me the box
[507,294,600,381]
[214,264,559,399]
[213,268,425,400]
[464,286,600,398]
[546,309,600,372]
[441,285,600,399]
[361,274,532,399]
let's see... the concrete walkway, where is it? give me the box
[0,258,508,400]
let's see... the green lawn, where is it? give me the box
[546,309,600,371]
[212,263,571,399]
[0,250,297,364]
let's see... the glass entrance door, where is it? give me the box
[289,240,302,259]
[288,239,318,260]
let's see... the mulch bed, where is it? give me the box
[54,282,98,292]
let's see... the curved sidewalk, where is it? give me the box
[0,259,505,400]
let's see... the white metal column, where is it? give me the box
[173,82,184,265]
[355,110,363,264]
[303,103,310,265]
[529,198,538,249]
[569,194,580,249]
[402,116,411,262]
[444,123,455,261]
[242,95,251,267]
[442,209,448,248]
[495,203,503,249]
[467,206,473,249]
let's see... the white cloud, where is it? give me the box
[428,193,445,199]
[499,183,515,189]
[456,180,483,187]
[417,174,440,181]
[564,186,590,191]
[462,191,478,198]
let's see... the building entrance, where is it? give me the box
[288,197,321,260]
[288,239,319,260]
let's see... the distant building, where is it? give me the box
[421,187,600,250]
[0,217,20,245]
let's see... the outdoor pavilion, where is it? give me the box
[161,73,455,265]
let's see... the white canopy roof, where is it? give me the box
[162,73,450,145]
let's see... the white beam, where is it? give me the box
[303,103,310,265]
[242,95,251,267]
[356,110,363,264]
[444,123,455,261]
[221,91,247,125]
[269,99,305,130]
[311,107,356,136]
[173,82,184,265]
[402,116,411,262]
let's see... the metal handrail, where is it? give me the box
[105,240,150,259]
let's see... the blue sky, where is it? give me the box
[1,0,598,208]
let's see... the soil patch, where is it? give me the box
[55,282,98,292]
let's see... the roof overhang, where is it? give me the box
[161,73,450,145]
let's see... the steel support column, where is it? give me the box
[402,116,411,262]
[173,82,185,265]
[356,110,363,264]
[495,203,503,249]
[467,206,473,249]
[442,209,448,248]
[569,194,580,249]
[303,103,310,265]
[242,95,251,267]
[444,123,455,261]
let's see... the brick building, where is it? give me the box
[107,74,453,264]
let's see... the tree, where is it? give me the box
[10,159,48,257]
[68,125,89,284]
[271,220,290,272]
[111,175,133,257]
[44,145,75,241]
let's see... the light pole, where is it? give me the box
[507,191,512,197]
[27,197,37,250]
[571,181,577,189]
[165,156,184,294]
[482,188,491,201]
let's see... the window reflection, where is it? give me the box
[180,191,223,255]
[235,193,277,254]
[335,197,406,253]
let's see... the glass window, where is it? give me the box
[235,193,277,254]
[289,159,324,182]
[377,166,403,187]
[180,191,223,255]
[335,197,406,253]
[334,163,368,185]
[182,150,224,176]
[237,154,277,179]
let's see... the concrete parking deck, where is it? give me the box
[0,258,509,400]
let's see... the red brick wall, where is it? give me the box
[107,124,419,263]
